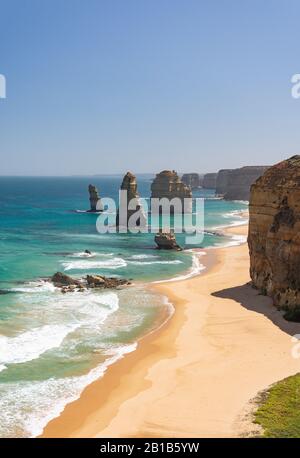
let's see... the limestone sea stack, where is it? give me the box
[154,230,182,250]
[216,169,234,195]
[88,184,103,212]
[151,170,192,213]
[181,173,203,189]
[116,172,147,228]
[202,173,217,189]
[224,166,269,201]
[248,155,300,313]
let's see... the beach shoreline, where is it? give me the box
[42,222,300,438]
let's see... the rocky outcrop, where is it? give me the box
[181,173,202,189]
[224,166,269,201]
[151,170,192,213]
[216,169,234,195]
[86,275,130,288]
[202,173,217,189]
[88,184,103,212]
[248,156,300,312]
[51,272,81,287]
[116,172,147,228]
[154,230,182,250]
[51,271,130,292]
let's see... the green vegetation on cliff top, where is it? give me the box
[254,373,300,437]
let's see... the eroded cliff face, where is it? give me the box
[181,173,203,189]
[202,173,217,189]
[224,166,269,201]
[216,169,233,195]
[116,172,147,228]
[248,155,300,310]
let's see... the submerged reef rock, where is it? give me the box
[88,184,103,212]
[116,172,147,229]
[151,170,192,213]
[224,166,269,201]
[202,173,217,189]
[181,173,202,189]
[154,230,182,250]
[216,169,234,195]
[248,155,300,313]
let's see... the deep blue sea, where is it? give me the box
[0,176,248,437]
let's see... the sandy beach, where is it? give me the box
[42,224,300,438]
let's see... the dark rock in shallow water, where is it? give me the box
[154,230,182,250]
[50,271,130,292]
[86,275,130,289]
[51,272,82,287]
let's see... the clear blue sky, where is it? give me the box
[0,0,300,175]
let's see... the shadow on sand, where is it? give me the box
[212,282,300,337]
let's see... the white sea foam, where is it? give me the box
[0,324,79,367]
[69,252,114,258]
[153,251,206,283]
[62,257,127,271]
[0,342,137,438]
[12,281,57,293]
[129,260,183,266]
[69,251,96,258]
[129,254,159,260]
[0,290,120,370]
[213,234,247,248]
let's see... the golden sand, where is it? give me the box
[42,224,300,437]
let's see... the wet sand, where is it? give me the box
[42,224,300,437]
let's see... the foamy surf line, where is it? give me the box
[152,250,207,284]
[31,343,137,438]
[36,291,174,438]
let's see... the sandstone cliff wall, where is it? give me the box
[248,156,300,311]
[224,166,269,201]
[216,169,233,195]
[181,173,203,189]
[202,173,217,189]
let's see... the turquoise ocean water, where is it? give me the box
[0,176,248,437]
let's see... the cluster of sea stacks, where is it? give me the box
[86,165,269,251]
[248,155,300,318]
[84,157,300,320]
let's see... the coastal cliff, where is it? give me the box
[224,166,269,201]
[202,173,217,189]
[116,172,147,228]
[181,173,203,189]
[216,169,233,195]
[151,170,192,213]
[248,156,300,312]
